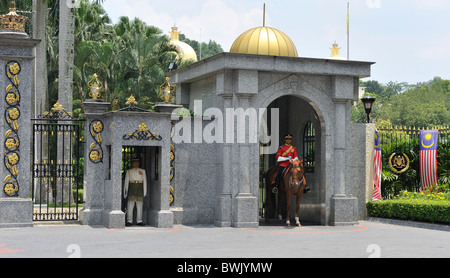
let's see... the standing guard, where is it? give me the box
[124,158,147,226]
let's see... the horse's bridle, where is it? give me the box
[288,164,304,189]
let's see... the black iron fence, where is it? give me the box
[32,110,85,221]
[377,125,450,199]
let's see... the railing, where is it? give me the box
[377,125,450,198]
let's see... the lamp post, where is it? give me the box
[361,95,375,123]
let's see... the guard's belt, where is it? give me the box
[130,180,143,183]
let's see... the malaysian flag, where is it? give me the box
[372,129,382,201]
[420,130,439,191]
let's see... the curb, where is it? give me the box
[365,217,450,232]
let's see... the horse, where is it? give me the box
[265,159,307,226]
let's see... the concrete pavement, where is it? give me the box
[0,220,449,258]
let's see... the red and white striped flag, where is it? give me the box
[420,130,439,191]
[372,129,382,201]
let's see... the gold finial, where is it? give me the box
[137,122,149,132]
[329,41,345,60]
[88,73,102,100]
[263,3,266,27]
[51,100,65,112]
[170,24,180,42]
[330,41,340,57]
[126,95,138,106]
[0,1,28,32]
[160,77,176,103]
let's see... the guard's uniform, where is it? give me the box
[273,143,300,190]
[276,144,299,167]
[124,167,147,224]
[272,134,301,193]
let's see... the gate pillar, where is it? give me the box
[80,99,119,227]
[0,28,40,227]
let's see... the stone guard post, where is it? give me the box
[0,24,40,227]
[81,99,174,228]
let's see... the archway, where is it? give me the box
[259,94,325,225]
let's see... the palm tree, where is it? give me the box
[58,0,105,113]
[115,17,177,109]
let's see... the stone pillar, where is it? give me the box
[349,123,375,220]
[80,100,113,226]
[231,70,258,228]
[0,33,40,227]
[215,94,233,227]
[329,76,358,226]
[214,70,233,227]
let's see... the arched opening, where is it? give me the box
[259,95,324,225]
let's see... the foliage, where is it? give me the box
[356,78,450,127]
[367,198,450,224]
[375,126,449,199]
[179,34,224,60]
[39,0,224,113]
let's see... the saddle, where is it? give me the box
[270,165,290,185]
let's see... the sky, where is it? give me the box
[102,0,450,85]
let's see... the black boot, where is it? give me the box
[272,167,285,194]
[272,186,278,194]
[303,186,311,194]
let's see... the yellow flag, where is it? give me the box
[346,3,349,35]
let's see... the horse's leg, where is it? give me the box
[295,192,302,227]
[295,179,307,227]
[286,190,292,227]
[277,191,283,222]
[265,177,271,223]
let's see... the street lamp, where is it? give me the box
[361,95,376,123]
[168,62,178,71]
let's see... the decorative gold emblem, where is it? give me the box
[125,95,138,106]
[4,183,18,196]
[0,1,28,32]
[137,122,149,132]
[40,100,74,119]
[88,120,104,163]
[123,122,162,141]
[88,73,103,100]
[159,77,175,103]
[51,100,64,111]
[4,60,21,197]
[389,152,410,174]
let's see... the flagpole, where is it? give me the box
[347,2,350,60]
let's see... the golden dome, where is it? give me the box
[230,26,298,57]
[169,25,198,63]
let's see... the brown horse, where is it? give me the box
[265,159,307,226]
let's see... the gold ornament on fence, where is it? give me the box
[160,77,175,103]
[0,1,27,32]
[88,74,103,100]
[388,152,410,174]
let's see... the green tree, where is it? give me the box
[378,80,450,127]
[179,34,223,60]
[113,17,176,109]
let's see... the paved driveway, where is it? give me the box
[0,220,449,258]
